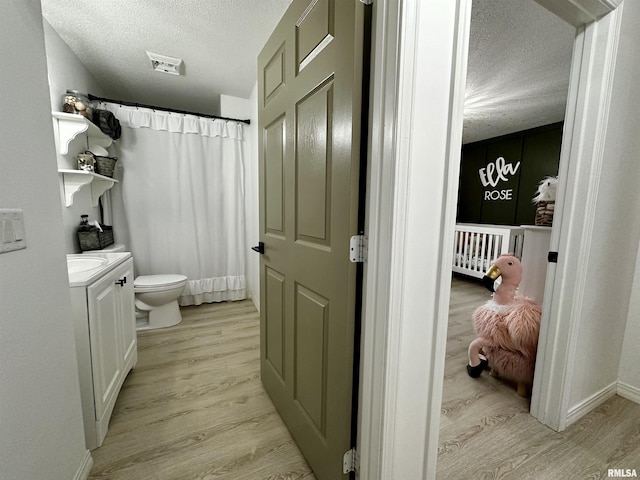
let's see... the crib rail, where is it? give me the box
[452,223,524,279]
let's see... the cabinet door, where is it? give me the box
[88,273,122,420]
[116,260,136,367]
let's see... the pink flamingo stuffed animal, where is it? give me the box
[467,254,541,397]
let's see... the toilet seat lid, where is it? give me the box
[134,274,187,288]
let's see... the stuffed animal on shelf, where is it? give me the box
[532,175,558,204]
[467,254,542,397]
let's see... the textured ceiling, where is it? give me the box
[464,0,576,143]
[41,0,292,115]
[41,0,575,142]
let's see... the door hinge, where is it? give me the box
[359,0,373,5]
[349,235,367,263]
[343,447,359,474]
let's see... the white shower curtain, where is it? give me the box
[104,103,246,306]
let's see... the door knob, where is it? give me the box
[251,242,265,254]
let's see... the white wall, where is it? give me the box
[0,3,90,479]
[42,19,109,254]
[42,19,106,115]
[220,91,260,311]
[247,86,260,311]
[614,1,640,403]
[618,234,640,400]
[567,0,640,410]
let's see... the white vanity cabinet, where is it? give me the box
[69,254,137,450]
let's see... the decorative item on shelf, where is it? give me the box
[92,109,122,140]
[76,152,96,172]
[93,153,119,178]
[78,215,90,231]
[532,175,558,226]
[535,201,555,226]
[77,215,114,251]
[62,90,93,119]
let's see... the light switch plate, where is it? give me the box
[0,209,26,253]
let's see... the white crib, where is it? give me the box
[452,223,525,279]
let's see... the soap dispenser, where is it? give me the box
[78,215,91,232]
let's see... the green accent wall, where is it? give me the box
[457,123,563,226]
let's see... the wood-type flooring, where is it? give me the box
[437,275,640,479]
[89,278,640,479]
[89,300,315,480]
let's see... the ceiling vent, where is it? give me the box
[146,51,183,76]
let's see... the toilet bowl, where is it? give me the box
[134,274,187,330]
[83,244,187,330]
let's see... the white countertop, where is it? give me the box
[67,252,132,287]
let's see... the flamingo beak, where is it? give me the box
[482,264,502,292]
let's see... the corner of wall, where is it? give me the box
[220,89,260,312]
[220,93,252,120]
[248,83,260,312]
[617,235,640,403]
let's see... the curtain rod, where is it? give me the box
[87,94,251,125]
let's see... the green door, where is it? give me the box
[257,1,367,478]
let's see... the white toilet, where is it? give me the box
[134,273,187,330]
[84,244,187,330]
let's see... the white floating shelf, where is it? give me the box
[52,112,113,155]
[58,169,118,207]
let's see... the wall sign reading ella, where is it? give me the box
[479,156,521,201]
[457,123,562,226]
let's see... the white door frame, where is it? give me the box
[529,3,625,430]
[358,0,624,478]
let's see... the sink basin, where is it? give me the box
[66,252,130,287]
[67,256,108,274]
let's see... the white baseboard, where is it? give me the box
[566,381,617,427]
[617,381,640,404]
[73,450,93,480]
[247,293,260,313]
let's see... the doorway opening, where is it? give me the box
[438,0,574,475]
[359,0,630,477]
